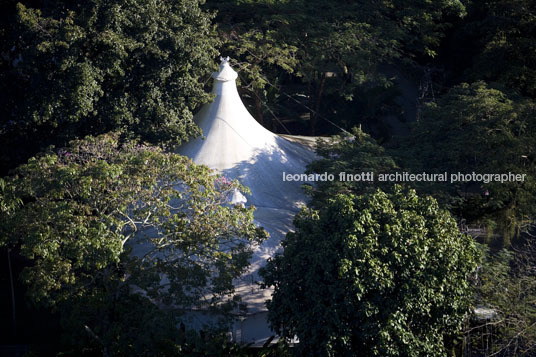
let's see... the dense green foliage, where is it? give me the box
[0,134,266,354]
[1,0,535,354]
[0,0,217,174]
[400,82,536,246]
[300,79,536,356]
[261,187,479,356]
[207,0,465,134]
[305,82,536,248]
[467,242,536,355]
[449,0,536,98]
[304,127,398,207]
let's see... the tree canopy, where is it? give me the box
[0,0,218,174]
[207,0,465,135]
[467,243,536,355]
[399,81,536,246]
[261,187,479,356]
[447,0,536,98]
[304,127,398,208]
[0,133,266,354]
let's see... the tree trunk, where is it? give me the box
[7,248,16,338]
[254,88,265,127]
[310,74,326,136]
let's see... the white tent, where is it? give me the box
[178,57,316,345]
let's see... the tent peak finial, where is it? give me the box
[212,56,237,82]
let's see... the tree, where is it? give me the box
[207,0,298,129]
[205,0,300,133]
[0,133,266,355]
[452,0,536,98]
[0,0,218,174]
[399,81,536,246]
[304,127,398,208]
[466,240,536,356]
[207,0,465,135]
[261,186,479,356]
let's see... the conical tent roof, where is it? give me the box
[178,57,316,344]
[179,57,315,209]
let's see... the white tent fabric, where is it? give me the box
[178,57,316,344]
